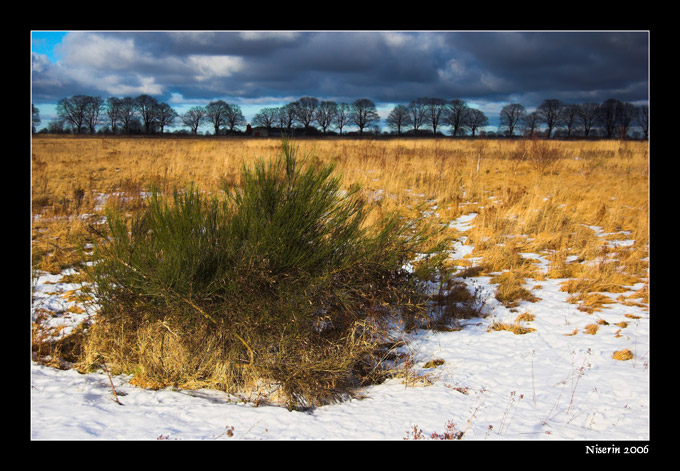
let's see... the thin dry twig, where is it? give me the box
[101,358,123,406]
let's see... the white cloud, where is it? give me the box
[382,32,410,48]
[104,75,164,96]
[239,31,299,41]
[187,55,245,80]
[59,32,142,70]
[60,64,164,97]
[438,58,467,81]
[31,52,51,73]
[168,92,201,105]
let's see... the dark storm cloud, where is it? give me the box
[441,32,649,104]
[221,32,442,100]
[31,31,648,108]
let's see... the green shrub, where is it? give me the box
[83,140,445,409]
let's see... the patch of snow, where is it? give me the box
[31,205,649,441]
[31,267,649,441]
[449,212,478,232]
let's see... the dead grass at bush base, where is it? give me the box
[78,313,400,410]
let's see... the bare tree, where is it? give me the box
[350,98,380,135]
[386,104,411,136]
[204,100,230,135]
[466,108,488,137]
[577,103,599,138]
[273,107,287,131]
[637,104,649,140]
[315,100,338,134]
[422,97,447,135]
[32,104,40,133]
[407,98,427,135]
[596,98,621,139]
[499,103,526,137]
[135,94,160,134]
[522,111,540,137]
[84,96,104,134]
[277,104,296,133]
[118,97,137,134]
[537,99,563,138]
[616,101,638,139]
[253,107,278,131]
[560,104,580,138]
[181,106,206,135]
[56,95,90,133]
[156,103,178,134]
[224,103,246,134]
[291,97,319,129]
[445,99,470,137]
[334,103,351,135]
[105,97,122,134]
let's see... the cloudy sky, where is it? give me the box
[31,30,649,132]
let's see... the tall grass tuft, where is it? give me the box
[82,140,443,410]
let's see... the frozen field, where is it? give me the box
[30,214,649,441]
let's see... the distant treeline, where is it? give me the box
[32,94,649,140]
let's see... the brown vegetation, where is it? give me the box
[31,135,649,405]
[32,136,648,275]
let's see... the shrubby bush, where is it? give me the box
[82,140,446,409]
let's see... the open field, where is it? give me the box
[31,135,649,280]
[31,136,649,440]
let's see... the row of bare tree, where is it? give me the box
[37,94,246,136]
[32,94,648,139]
[497,99,648,139]
[385,97,647,139]
[252,98,379,135]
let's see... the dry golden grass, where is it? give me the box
[583,323,600,335]
[515,312,535,323]
[31,135,649,404]
[612,349,634,361]
[488,320,536,335]
[488,312,537,335]
[31,135,649,315]
[491,271,541,308]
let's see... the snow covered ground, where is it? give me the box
[31,215,649,441]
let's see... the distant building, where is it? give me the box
[251,126,269,137]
